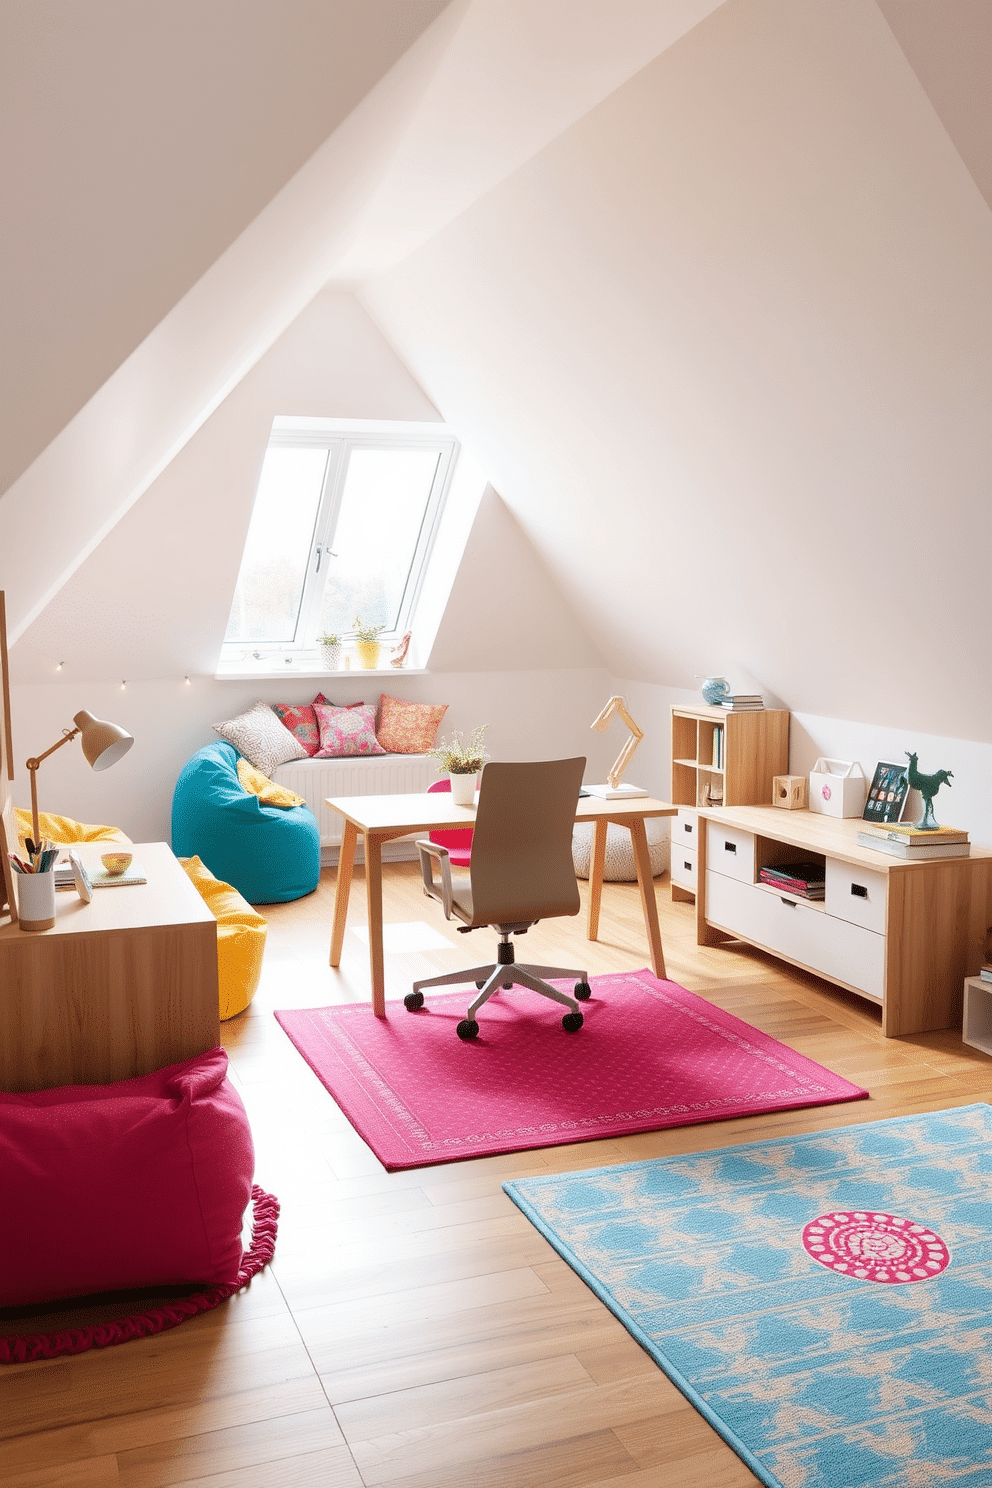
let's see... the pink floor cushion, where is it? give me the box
[0,1048,255,1308]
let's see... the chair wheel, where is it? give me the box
[562,1012,584,1032]
[574,981,592,1001]
[456,1018,479,1040]
[404,991,425,1011]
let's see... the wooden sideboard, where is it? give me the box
[0,841,219,1091]
[695,806,992,1037]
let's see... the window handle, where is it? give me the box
[314,545,337,573]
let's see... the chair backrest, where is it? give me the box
[465,758,585,927]
[427,777,474,863]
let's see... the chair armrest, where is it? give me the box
[416,839,453,919]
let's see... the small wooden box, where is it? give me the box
[773,775,808,810]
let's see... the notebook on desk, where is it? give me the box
[89,861,147,888]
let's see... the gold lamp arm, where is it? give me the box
[26,728,80,847]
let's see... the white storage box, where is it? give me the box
[808,758,867,819]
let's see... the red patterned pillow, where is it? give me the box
[377,694,448,754]
[271,702,320,757]
[314,702,386,758]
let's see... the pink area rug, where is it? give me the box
[275,970,868,1170]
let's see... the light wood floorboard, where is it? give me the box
[3,860,991,1486]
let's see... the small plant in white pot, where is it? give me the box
[429,725,489,805]
[318,632,341,669]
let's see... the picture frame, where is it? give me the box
[862,761,910,825]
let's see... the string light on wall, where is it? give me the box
[184,676,191,687]
[120,680,126,691]
[55,661,64,672]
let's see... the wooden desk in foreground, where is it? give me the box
[325,791,677,1016]
[0,841,219,1091]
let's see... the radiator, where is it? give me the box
[271,754,435,860]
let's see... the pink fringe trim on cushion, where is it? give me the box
[0,1184,279,1365]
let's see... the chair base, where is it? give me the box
[411,927,591,1035]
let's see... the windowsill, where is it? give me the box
[213,666,428,682]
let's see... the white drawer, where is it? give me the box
[671,844,697,892]
[706,820,755,884]
[825,859,887,935]
[673,809,699,850]
[705,871,885,1002]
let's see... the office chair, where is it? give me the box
[405,757,592,1039]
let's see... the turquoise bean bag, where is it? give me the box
[171,742,320,904]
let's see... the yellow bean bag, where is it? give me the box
[178,855,267,1021]
[15,809,132,849]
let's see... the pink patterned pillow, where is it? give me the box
[377,694,448,754]
[272,697,365,757]
[271,703,320,757]
[314,702,386,758]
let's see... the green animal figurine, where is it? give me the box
[905,751,953,830]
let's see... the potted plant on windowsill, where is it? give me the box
[317,632,341,669]
[353,617,384,670]
[428,725,490,805]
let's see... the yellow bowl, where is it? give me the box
[100,851,133,876]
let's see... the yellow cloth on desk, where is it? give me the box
[178,855,267,1021]
[236,757,305,808]
[15,808,132,847]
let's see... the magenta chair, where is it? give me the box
[427,778,473,867]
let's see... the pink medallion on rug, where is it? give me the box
[275,970,868,1170]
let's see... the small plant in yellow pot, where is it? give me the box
[353,617,384,670]
[428,724,490,805]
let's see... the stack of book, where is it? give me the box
[758,861,826,900]
[718,694,764,711]
[979,965,992,985]
[857,822,970,859]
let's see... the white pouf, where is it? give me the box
[572,818,669,882]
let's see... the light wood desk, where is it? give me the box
[326,791,677,1016]
[0,841,219,1091]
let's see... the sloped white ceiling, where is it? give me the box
[361,0,992,742]
[2,0,990,744]
[0,0,452,494]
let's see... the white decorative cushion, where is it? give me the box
[212,701,307,776]
[572,819,669,882]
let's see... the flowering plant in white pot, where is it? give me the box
[428,725,489,804]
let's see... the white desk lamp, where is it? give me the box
[26,710,133,848]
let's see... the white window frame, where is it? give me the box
[220,418,460,670]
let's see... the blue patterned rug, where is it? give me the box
[504,1105,992,1488]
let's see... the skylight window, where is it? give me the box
[221,419,459,668]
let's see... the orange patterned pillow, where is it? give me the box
[377,695,447,755]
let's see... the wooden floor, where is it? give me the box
[3,860,991,1487]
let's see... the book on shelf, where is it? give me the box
[758,861,826,900]
[856,833,970,860]
[718,696,764,710]
[861,822,969,846]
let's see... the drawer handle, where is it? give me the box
[724,841,737,854]
[851,883,867,899]
[780,897,797,908]
[685,823,693,834]
[684,861,692,872]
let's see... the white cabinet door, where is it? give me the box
[705,821,756,884]
[671,844,697,892]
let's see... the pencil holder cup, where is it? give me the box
[17,871,56,931]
